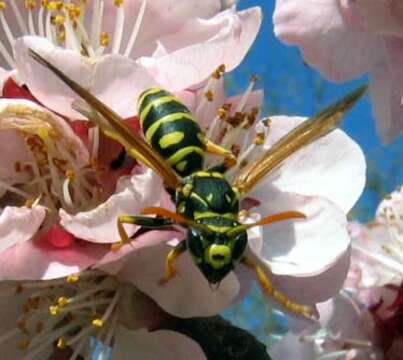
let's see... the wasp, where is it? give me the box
[30,50,366,318]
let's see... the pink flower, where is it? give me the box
[0,234,206,359]
[346,186,403,291]
[270,291,381,359]
[0,0,261,119]
[273,0,403,143]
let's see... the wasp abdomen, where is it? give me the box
[138,88,205,176]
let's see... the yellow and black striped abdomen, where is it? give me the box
[138,88,205,177]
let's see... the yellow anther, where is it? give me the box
[24,199,34,208]
[262,117,272,127]
[100,31,109,46]
[66,274,80,283]
[18,338,30,350]
[57,296,70,308]
[47,1,62,11]
[250,74,258,82]
[25,0,36,9]
[41,0,49,7]
[54,14,65,25]
[212,64,226,79]
[254,132,265,145]
[57,337,67,349]
[0,2,7,10]
[205,90,214,102]
[49,304,60,316]
[114,0,123,6]
[65,170,76,181]
[92,318,104,327]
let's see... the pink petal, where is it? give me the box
[340,0,403,36]
[252,192,350,277]
[0,205,46,253]
[115,243,240,318]
[139,7,262,91]
[273,0,383,81]
[96,230,184,274]
[369,36,403,143]
[14,36,156,119]
[112,327,206,360]
[349,222,403,288]
[60,169,168,243]
[0,98,89,165]
[251,116,365,213]
[0,237,108,281]
[101,0,225,58]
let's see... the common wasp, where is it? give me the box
[30,49,366,318]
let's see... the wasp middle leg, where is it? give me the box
[112,215,174,251]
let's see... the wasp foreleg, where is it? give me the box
[204,139,237,170]
[159,241,187,285]
[112,215,174,251]
[242,257,317,319]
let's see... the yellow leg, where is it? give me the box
[111,215,138,252]
[242,257,316,319]
[159,242,187,285]
[204,139,237,169]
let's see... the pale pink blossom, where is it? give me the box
[0,240,207,360]
[273,0,403,143]
[270,292,381,359]
[346,186,403,291]
[0,0,261,119]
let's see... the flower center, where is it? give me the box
[0,0,148,68]
[197,65,266,181]
[0,271,121,359]
[0,103,103,231]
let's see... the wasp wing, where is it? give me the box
[29,49,181,190]
[233,85,367,194]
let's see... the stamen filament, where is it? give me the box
[123,0,147,57]
[111,3,125,54]
[10,0,28,35]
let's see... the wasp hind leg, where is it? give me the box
[111,215,174,251]
[242,257,317,319]
[204,139,237,171]
[159,241,187,285]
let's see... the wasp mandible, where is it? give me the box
[30,49,366,318]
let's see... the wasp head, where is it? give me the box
[186,224,247,284]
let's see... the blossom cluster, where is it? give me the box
[0,0,398,359]
[274,0,403,143]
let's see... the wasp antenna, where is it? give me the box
[227,211,307,236]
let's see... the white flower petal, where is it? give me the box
[251,116,366,213]
[14,36,156,119]
[0,205,46,254]
[60,169,167,243]
[118,243,240,318]
[139,7,261,91]
[273,0,384,81]
[252,192,350,277]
